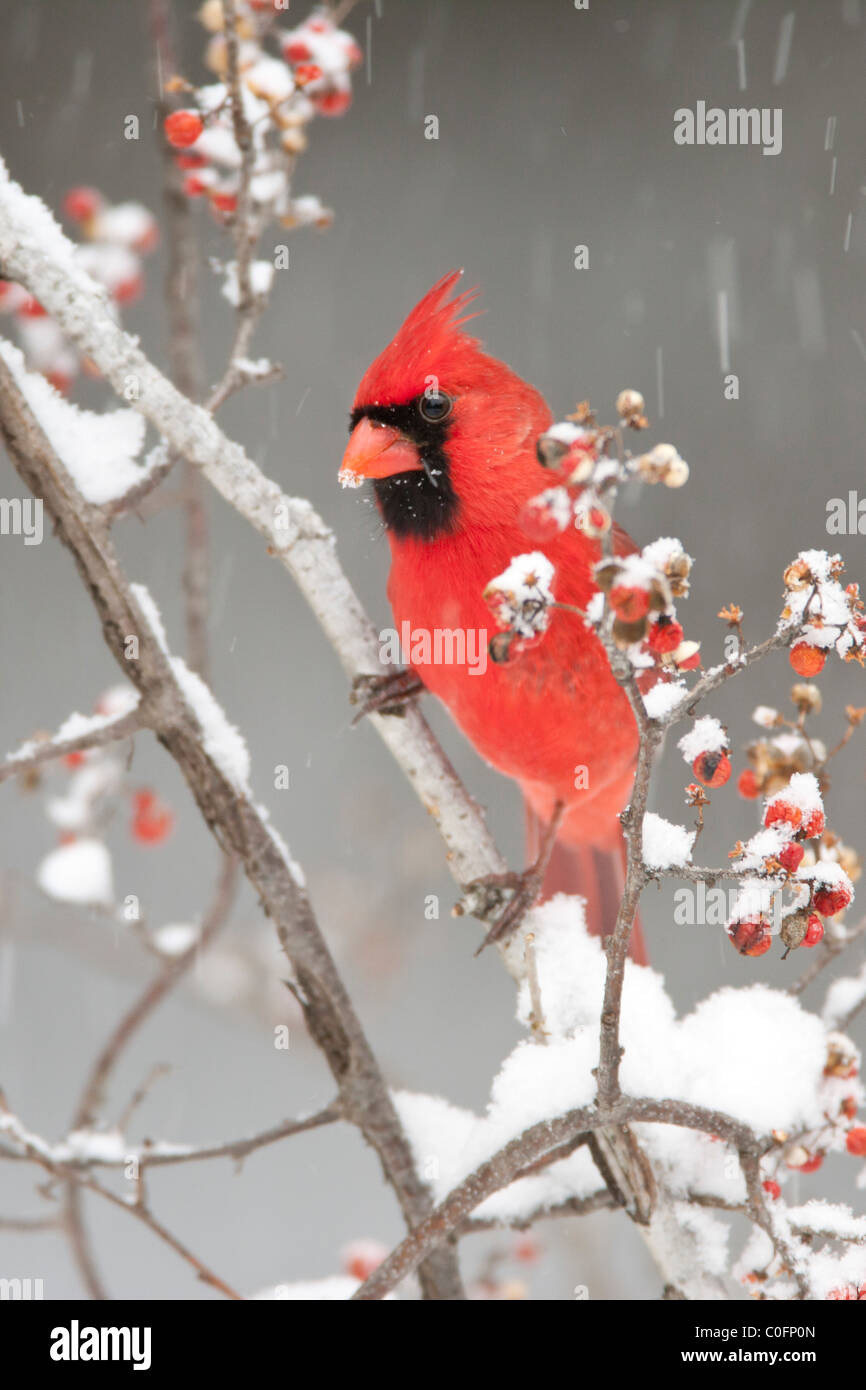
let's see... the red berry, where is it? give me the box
[845,1127,866,1157]
[46,370,72,395]
[175,152,206,170]
[112,274,143,306]
[514,1234,540,1263]
[183,174,209,198]
[518,494,567,542]
[165,110,204,149]
[211,192,238,213]
[293,63,323,87]
[737,768,761,799]
[812,884,853,917]
[764,799,803,833]
[63,751,85,769]
[345,41,364,69]
[729,921,773,957]
[803,914,824,947]
[762,1179,781,1200]
[799,1152,823,1173]
[609,584,651,622]
[283,39,314,62]
[841,1096,858,1120]
[63,186,102,222]
[778,842,805,873]
[789,642,826,678]
[17,296,47,318]
[312,89,353,117]
[132,805,173,845]
[676,647,702,671]
[800,807,825,838]
[647,617,684,656]
[692,751,731,788]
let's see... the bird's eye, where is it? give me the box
[418,390,453,423]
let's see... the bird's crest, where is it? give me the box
[354,270,482,408]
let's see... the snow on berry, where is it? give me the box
[763,772,825,838]
[801,860,855,917]
[781,550,865,665]
[518,487,572,541]
[677,717,728,765]
[778,841,805,873]
[483,553,555,640]
[641,812,695,871]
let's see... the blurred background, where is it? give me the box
[0,0,864,1299]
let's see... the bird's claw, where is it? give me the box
[455,868,544,954]
[350,669,424,725]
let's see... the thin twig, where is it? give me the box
[0,707,144,784]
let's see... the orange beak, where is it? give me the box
[339,416,424,488]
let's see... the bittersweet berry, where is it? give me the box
[692,751,731,788]
[737,768,761,799]
[789,641,826,678]
[845,1127,866,1157]
[165,110,204,149]
[812,883,853,917]
[778,842,805,873]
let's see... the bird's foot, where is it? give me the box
[456,800,567,954]
[456,866,546,955]
[350,669,424,725]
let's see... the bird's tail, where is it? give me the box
[525,804,647,966]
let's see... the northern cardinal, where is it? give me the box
[341,271,645,962]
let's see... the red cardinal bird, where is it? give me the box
[341,271,646,963]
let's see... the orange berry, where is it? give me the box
[789,642,826,678]
[692,751,731,788]
[609,584,651,622]
[845,1127,866,1157]
[737,768,761,799]
[165,110,204,149]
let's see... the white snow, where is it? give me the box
[484,552,556,638]
[221,259,274,307]
[643,680,688,721]
[677,716,728,762]
[823,961,866,1029]
[0,338,153,504]
[6,695,139,764]
[152,923,201,957]
[765,771,824,820]
[642,812,695,870]
[752,704,781,728]
[37,838,113,907]
[129,583,252,794]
